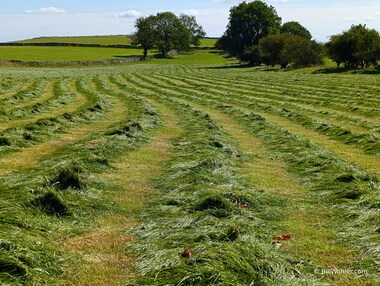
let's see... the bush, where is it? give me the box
[259,34,323,68]
[326,24,380,68]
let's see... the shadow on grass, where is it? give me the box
[313,67,380,75]
[114,55,142,59]
[202,63,251,70]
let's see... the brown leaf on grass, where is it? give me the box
[181,249,193,257]
[272,234,291,242]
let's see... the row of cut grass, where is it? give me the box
[0,71,165,284]
[121,92,321,285]
[0,79,48,108]
[0,78,105,157]
[117,68,380,277]
[167,97,373,286]
[106,70,376,284]
[136,70,380,174]
[0,80,32,100]
[135,71,380,157]
[0,80,86,131]
[161,70,380,126]
[159,71,380,132]
[63,97,181,285]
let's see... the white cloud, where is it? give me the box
[26,7,67,14]
[114,10,142,18]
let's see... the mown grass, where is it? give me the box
[0,72,161,284]
[0,51,379,285]
[117,67,379,284]
[125,96,320,285]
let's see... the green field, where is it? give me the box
[0,47,228,65]
[199,37,218,47]
[0,46,150,62]
[12,35,133,45]
[0,35,219,63]
[0,50,379,285]
[11,35,217,48]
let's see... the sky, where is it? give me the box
[1,0,380,42]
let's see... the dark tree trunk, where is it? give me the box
[162,48,168,58]
[143,48,148,60]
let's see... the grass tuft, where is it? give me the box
[194,193,234,218]
[106,120,144,137]
[50,163,85,190]
[0,136,11,146]
[0,256,28,281]
[30,191,70,217]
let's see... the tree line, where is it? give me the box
[133,1,380,69]
[217,1,380,68]
[326,24,380,68]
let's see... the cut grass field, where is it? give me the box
[0,50,379,285]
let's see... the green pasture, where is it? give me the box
[0,46,231,65]
[0,46,149,62]
[199,37,218,47]
[11,35,217,47]
[12,35,133,46]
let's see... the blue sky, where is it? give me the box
[1,0,380,42]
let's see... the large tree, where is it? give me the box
[179,14,206,47]
[133,12,204,58]
[153,12,191,57]
[217,0,281,65]
[281,21,312,40]
[132,15,156,59]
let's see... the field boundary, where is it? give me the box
[0,58,142,67]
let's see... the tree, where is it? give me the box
[259,34,323,68]
[132,16,156,59]
[258,34,288,67]
[153,12,191,57]
[218,0,281,65]
[179,14,206,47]
[281,21,312,40]
[326,24,380,68]
[280,36,323,68]
[352,25,380,67]
[133,12,204,58]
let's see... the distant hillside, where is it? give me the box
[10,35,218,48]
[12,35,133,46]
